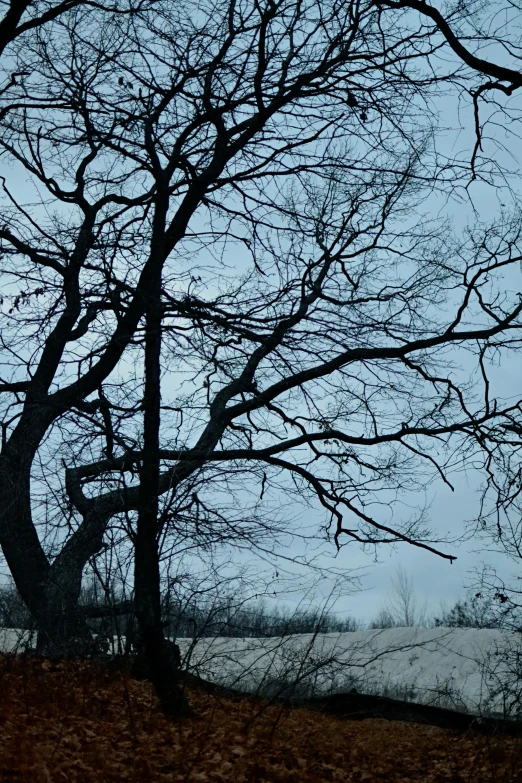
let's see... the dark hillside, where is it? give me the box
[0,655,520,782]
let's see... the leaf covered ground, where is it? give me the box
[0,655,520,782]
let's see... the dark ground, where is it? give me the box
[0,654,521,782]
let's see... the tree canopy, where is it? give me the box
[0,0,522,712]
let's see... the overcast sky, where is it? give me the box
[279,87,522,627]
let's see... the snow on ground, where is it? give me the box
[2,626,521,718]
[176,627,522,717]
[0,628,34,652]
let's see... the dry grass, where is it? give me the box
[0,654,520,782]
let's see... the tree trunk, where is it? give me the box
[0,414,110,656]
[0,426,51,620]
[134,530,191,715]
[35,526,103,655]
[36,565,94,657]
[134,198,191,717]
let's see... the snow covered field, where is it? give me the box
[176,627,522,718]
[2,626,521,718]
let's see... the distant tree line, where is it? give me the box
[163,597,361,639]
[1,576,519,638]
[433,593,522,632]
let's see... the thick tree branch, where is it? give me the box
[376,0,522,90]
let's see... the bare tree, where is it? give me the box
[1,0,522,715]
[371,565,427,628]
[465,404,522,629]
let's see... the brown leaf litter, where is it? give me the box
[0,654,520,782]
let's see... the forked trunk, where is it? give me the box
[36,559,94,657]
[36,507,112,655]
[0,450,93,656]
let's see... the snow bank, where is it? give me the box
[177,627,522,717]
[0,628,35,652]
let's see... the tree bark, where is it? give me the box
[0,439,100,655]
[0,416,52,619]
[0,407,113,655]
[134,195,191,717]
[36,566,94,656]
[35,507,111,655]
